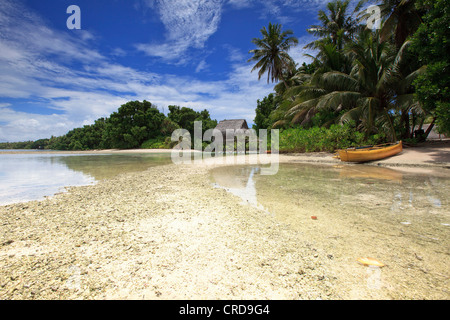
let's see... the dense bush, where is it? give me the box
[141,136,169,149]
[279,124,386,153]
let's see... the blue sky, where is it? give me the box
[0,0,357,142]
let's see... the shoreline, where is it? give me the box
[1,139,449,168]
[0,143,449,300]
[0,148,178,155]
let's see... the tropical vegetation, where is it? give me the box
[249,0,449,152]
[248,22,299,89]
[0,101,217,150]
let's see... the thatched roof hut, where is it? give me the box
[215,119,249,141]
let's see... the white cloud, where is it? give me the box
[0,106,75,142]
[289,35,317,66]
[226,0,253,9]
[135,41,190,63]
[195,60,209,73]
[227,0,327,16]
[111,47,128,57]
[136,0,225,62]
[157,0,223,46]
[223,44,247,63]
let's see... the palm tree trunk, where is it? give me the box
[280,74,289,90]
[400,110,410,139]
[383,109,397,142]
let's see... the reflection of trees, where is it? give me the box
[255,164,343,213]
[55,154,172,181]
[211,166,255,189]
[212,163,448,220]
[212,166,269,212]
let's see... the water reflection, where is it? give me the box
[211,166,269,213]
[337,165,403,182]
[211,163,450,298]
[211,163,449,218]
[58,153,172,180]
[0,153,172,205]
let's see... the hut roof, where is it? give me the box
[215,119,249,132]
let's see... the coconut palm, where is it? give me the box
[248,22,298,88]
[273,60,299,96]
[357,0,423,47]
[286,29,424,141]
[277,41,353,127]
[385,38,426,138]
[306,0,361,51]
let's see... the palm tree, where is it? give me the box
[248,22,298,89]
[386,38,426,138]
[277,42,352,127]
[273,60,299,96]
[306,0,361,51]
[285,29,424,141]
[357,0,423,47]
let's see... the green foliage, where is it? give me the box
[306,0,360,51]
[167,106,217,136]
[253,0,447,143]
[167,106,198,134]
[248,22,298,87]
[0,140,50,149]
[269,99,292,129]
[141,136,180,150]
[2,101,218,151]
[159,118,180,136]
[411,0,450,135]
[104,100,165,149]
[436,102,450,135]
[195,109,218,135]
[310,109,342,128]
[279,123,385,153]
[141,136,167,149]
[253,93,277,130]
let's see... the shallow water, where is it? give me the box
[211,163,450,299]
[0,153,172,205]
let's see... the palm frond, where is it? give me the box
[315,91,361,110]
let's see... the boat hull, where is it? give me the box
[338,141,402,163]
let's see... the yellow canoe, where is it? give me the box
[336,141,402,163]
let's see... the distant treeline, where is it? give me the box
[0,100,217,150]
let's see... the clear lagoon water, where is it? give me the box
[0,152,172,205]
[211,163,450,298]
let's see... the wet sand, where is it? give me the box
[0,142,449,300]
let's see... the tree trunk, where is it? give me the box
[410,113,416,137]
[424,117,437,140]
[400,110,410,139]
[383,109,397,142]
[281,75,289,90]
[405,112,410,139]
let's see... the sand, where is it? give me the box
[0,141,449,300]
